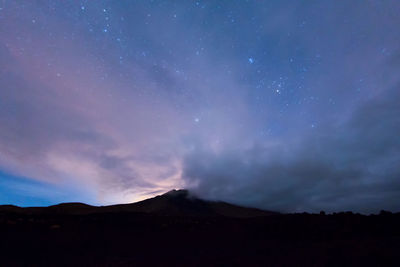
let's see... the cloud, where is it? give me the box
[0,2,249,204]
[0,1,399,211]
[182,87,400,214]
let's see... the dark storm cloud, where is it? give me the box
[183,87,400,213]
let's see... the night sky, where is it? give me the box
[0,1,399,213]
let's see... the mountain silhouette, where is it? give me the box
[0,189,276,217]
[1,190,399,266]
[100,189,276,217]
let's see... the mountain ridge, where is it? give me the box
[0,189,277,217]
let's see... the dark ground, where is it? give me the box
[1,192,399,266]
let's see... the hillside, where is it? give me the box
[0,189,276,217]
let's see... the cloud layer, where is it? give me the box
[183,88,400,213]
[0,1,399,212]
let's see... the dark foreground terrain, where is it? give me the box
[1,190,399,266]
